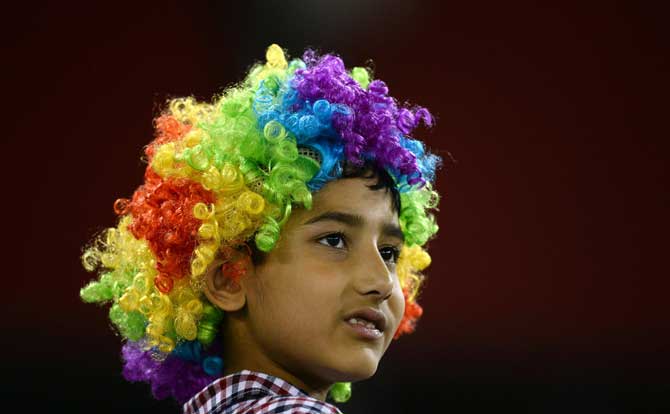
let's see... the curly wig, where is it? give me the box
[80,44,441,405]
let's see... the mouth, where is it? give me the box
[343,308,387,340]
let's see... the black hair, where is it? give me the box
[341,161,401,213]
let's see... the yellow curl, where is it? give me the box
[119,290,140,312]
[246,44,291,88]
[87,217,157,304]
[184,299,203,315]
[197,222,218,240]
[219,164,245,194]
[100,251,118,268]
[151,142,195,179]
[81,249,100,272]
[190,257,208,279]
[169,97,215,126]
[194,242,218,266]
[236,191,265,215]
[174,312,197,340]
[138,295,153,315]
[172,289,205,341]
[193,202,214,220]
[134,272,152,293]
[142,292,176,350]
[266,44,288,69]
[157,336,175,354]
[396,244,432,301]
[201,166,223,191]
[188,179,268,287]
[183,129,204,147]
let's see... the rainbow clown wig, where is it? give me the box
[80,44,441,405]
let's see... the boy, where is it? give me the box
[80,44,441,413]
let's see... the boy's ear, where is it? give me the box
[203,259,249,312]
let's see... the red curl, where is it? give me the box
[394,288,424,339]
[113,198,130,215]
[219,245,252,283]
[144,115,191,160]
[154,273,174,294]
[128,168,215,293]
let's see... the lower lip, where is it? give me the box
[345,321,384,340]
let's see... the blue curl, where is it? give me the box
[304,137,345,191]
[399,136,440,184]
[202,356,224,376]
[253,82,343,149]
[312,99,332,123]
[250,72,439,195]
[173,340,202,363]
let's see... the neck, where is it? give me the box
[222,314,332,401]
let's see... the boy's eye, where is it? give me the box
[318,233,346,249]
[379,246,400,264]
[317,234,400,264]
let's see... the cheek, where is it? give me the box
[247,279,305,344]
[388,285,406,329]
[250,260,345,325]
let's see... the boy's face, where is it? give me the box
[244,176,406,388]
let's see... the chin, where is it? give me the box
[328,349,381,382]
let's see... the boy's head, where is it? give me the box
[80,44,441,404]
[205,167,405,398]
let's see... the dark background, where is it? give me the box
[4,1,668,413]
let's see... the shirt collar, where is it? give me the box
[183,370,316,413]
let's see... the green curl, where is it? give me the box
[109,304,147,341]
[329,382,352,403]
[255,216,281,252]
[265,163,314,208]
[80,270,132,303]
[263,120,287,143]
[80,279,113,303]
[197,303,224,347]
[182,144,210,171]
[269,138,299,162]
[218,88,253,118]
[351,67,371,89]
[399,186,440,246]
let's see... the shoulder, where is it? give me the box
[183,371,342,414]
[255,394,342,414]
[207,394,341,414]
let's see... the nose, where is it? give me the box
[353,244,394,301]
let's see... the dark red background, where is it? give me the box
[4,1,668,412]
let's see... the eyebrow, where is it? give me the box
[303,211,405,242]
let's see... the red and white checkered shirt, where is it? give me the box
[183,370,343,414]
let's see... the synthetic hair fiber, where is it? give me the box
[80,44,441,405]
